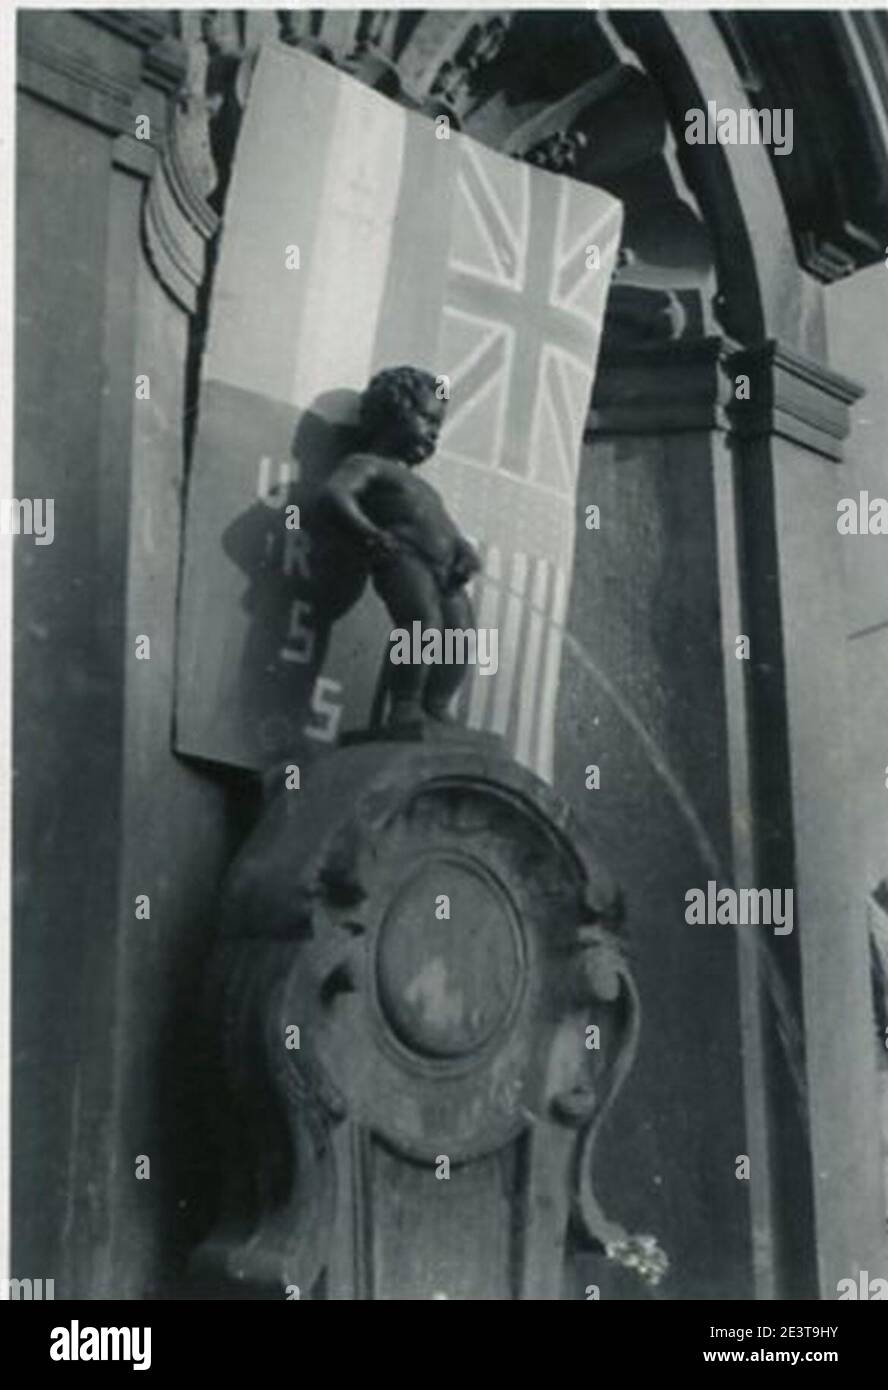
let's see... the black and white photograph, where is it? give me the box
[3,0,888,1340]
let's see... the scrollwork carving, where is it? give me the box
[192,736,658,1298]
[141,30,220,314]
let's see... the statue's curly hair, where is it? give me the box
[360,365,440,437]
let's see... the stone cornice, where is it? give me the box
[83,11,172,50]
[726,340,863,463]
[18,12,138,134]
[85,12,186,96]
[18,11,187,134]
[587,337,863,462]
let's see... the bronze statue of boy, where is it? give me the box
[323,366,481,730]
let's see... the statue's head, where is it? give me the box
[360,365,447,466]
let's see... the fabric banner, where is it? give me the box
[176,42,622,779]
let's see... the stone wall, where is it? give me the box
[14,13,234,1297]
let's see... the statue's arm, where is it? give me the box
[323,456,398,560]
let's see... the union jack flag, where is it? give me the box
[427,130,621,778]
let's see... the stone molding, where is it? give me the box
[18,12,147,134]
[588,336,863,462]
[726,340,864,463]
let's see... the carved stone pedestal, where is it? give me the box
[192,734,646,1299]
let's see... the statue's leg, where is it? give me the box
[372,557,442,727]
[424,587,475,721]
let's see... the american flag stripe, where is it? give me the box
[536,565,570,783]
[454,550,570,783]
[489,552,527,739]
[464,542,500,731]
[514,558,551,769]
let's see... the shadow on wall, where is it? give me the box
[222,388,371,752]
